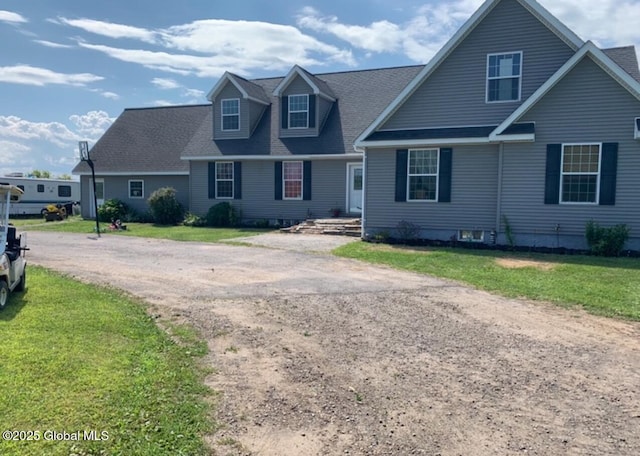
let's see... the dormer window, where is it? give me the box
[486,52,522,103]
[288,94,309,129]
[221,98,240,131]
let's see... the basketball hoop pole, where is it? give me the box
[79,141,100,237]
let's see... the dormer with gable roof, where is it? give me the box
[208,72,270,140]
[273,65,337,138]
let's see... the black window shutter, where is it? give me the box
[303,161,312,200]
[308,95,316,129]
[395,149,408,202]
[438,148,452,203]
[233,161,242,200]
[274,161,283,200]
[544,144,562,204]
[281,96,289,130]
[599,142,618,205]
[208,162,216,199]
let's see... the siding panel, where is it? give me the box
[381,0,575,130]
[190,159,359,222]
[500,57,640,248]
[365,145,499,238]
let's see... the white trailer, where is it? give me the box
[0,175,80,216]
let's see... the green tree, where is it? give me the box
[31,170,51,178]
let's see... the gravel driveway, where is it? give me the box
[26,231,640,455]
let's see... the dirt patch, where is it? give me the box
[25,232,640,455]
[495,258,556,270]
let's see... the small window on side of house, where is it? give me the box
[215,162,234,199]
[283,161,303,199]
[288,94,309,129]
[37,184,44,193]
[459,230,484,242]
[221,98,240,131]
[635,117,640,139]
[560,143,600,204]
[487,52,522,103]
[129,180,144,199]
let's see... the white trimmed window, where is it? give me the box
[635,117,640,139]
[288,94,309,129]
[283,161,303,199]
[487,52,522,102]
[129,180,144,199]
[215,162,234,199]
[221,98,240,131]
[561,143,600,204]
[408,149,439,201]
[459,230,484,242]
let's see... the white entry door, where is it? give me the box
[89,178,104,218]
[347,163,363,214]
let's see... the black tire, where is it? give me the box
[15,269,25,292]
[41,208,48,217]
[0,281,8,309]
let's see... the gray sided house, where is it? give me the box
[72,105,210,218]
[356,0,640,250]
[182,66,422,224]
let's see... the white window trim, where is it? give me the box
[283,160,303,200]
[559,142,601,205]
[407,148,439,202]
[215,161,234,199]
[288,94,309,129]
[458,230,484,242]
[128,179,144,199]
[635,117,640,139]
[221,98,240,131]
[486,51,523,104]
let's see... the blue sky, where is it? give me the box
[1,0,639,178]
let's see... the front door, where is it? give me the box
[347,163,363,214]
[89,178,104,218]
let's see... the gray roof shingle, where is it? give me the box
[228,73,271,104]
[72,104,210,174]
[182,65,424,159]
[603,46,640,83]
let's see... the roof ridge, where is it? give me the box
[124,103,210,112]
[248,64,425,83]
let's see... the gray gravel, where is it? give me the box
[24,231,640,456]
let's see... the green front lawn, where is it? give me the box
[334,242,640,320]
[12,216,271,243]
[0,267,213,456]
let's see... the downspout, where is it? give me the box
[495,142,504,243]
[353,144,366,240]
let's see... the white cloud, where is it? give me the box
[151,77,181,89]
[33,39,73,49]
[69,111,115,140]
[183,88,204,98]
[59,16,355,77]
[0,10,27,24]
[297,1,482,63]
[0,64,103,87]
[55,17,156,43]
[0,115,82,148]
[100,91,120,100]
[0,111,113,154]
[540,0,640,48]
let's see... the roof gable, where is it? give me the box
[207,72,270,105]
[273,65,336,101]
[356,0,585,146]
[492,41,640,138]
